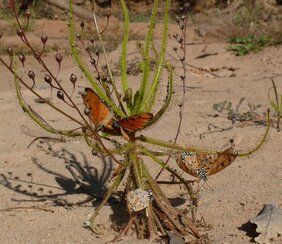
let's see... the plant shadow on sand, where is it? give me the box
[0,140,126,211]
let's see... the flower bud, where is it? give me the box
[41,34,48,44]
[44,74,52,84]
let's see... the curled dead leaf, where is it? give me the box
[250,204,282,244]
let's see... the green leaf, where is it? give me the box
[133,90,140,109]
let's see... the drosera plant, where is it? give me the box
[0,0,270,242]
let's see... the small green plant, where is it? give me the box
[269,78,282,131]
[227,34,270,56]
[213,98,263,124]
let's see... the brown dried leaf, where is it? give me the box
[250,204,282,244]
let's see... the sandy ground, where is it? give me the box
[0,16,282,244]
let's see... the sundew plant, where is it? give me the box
[0,0,270,242]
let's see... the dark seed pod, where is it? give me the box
[69,73,77,84]
[84,108,90,116]
[57,91,64,100]
[92,149,98,156]
[80,22,85,29]
[55,53,63,64]
[19,53,25,65]
[44,74,52,84]
[183,3,189,11]
[28,70,35,80]
[90,38,95,44]
[7,47,13,56]
[90,59,96,65]
[17,29,24,37]
[41,34,48,44]
[173,47,177,52]
[176,17,180,24]
[25,9,31,18]
[0,33,2,39]
[27,70,35,89]
[106,10,111,18]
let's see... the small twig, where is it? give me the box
[27,136,66,149]
[156,180,196,185]
[0,206,55,213]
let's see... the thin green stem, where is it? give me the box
[141,0,170,111]
[271,78,279,108]
[120,0,129,95]
[133,0,160,113]
[238,109,270,157]
[271,78,281,130]
[145,64,173,126]
[137,135,212,153]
